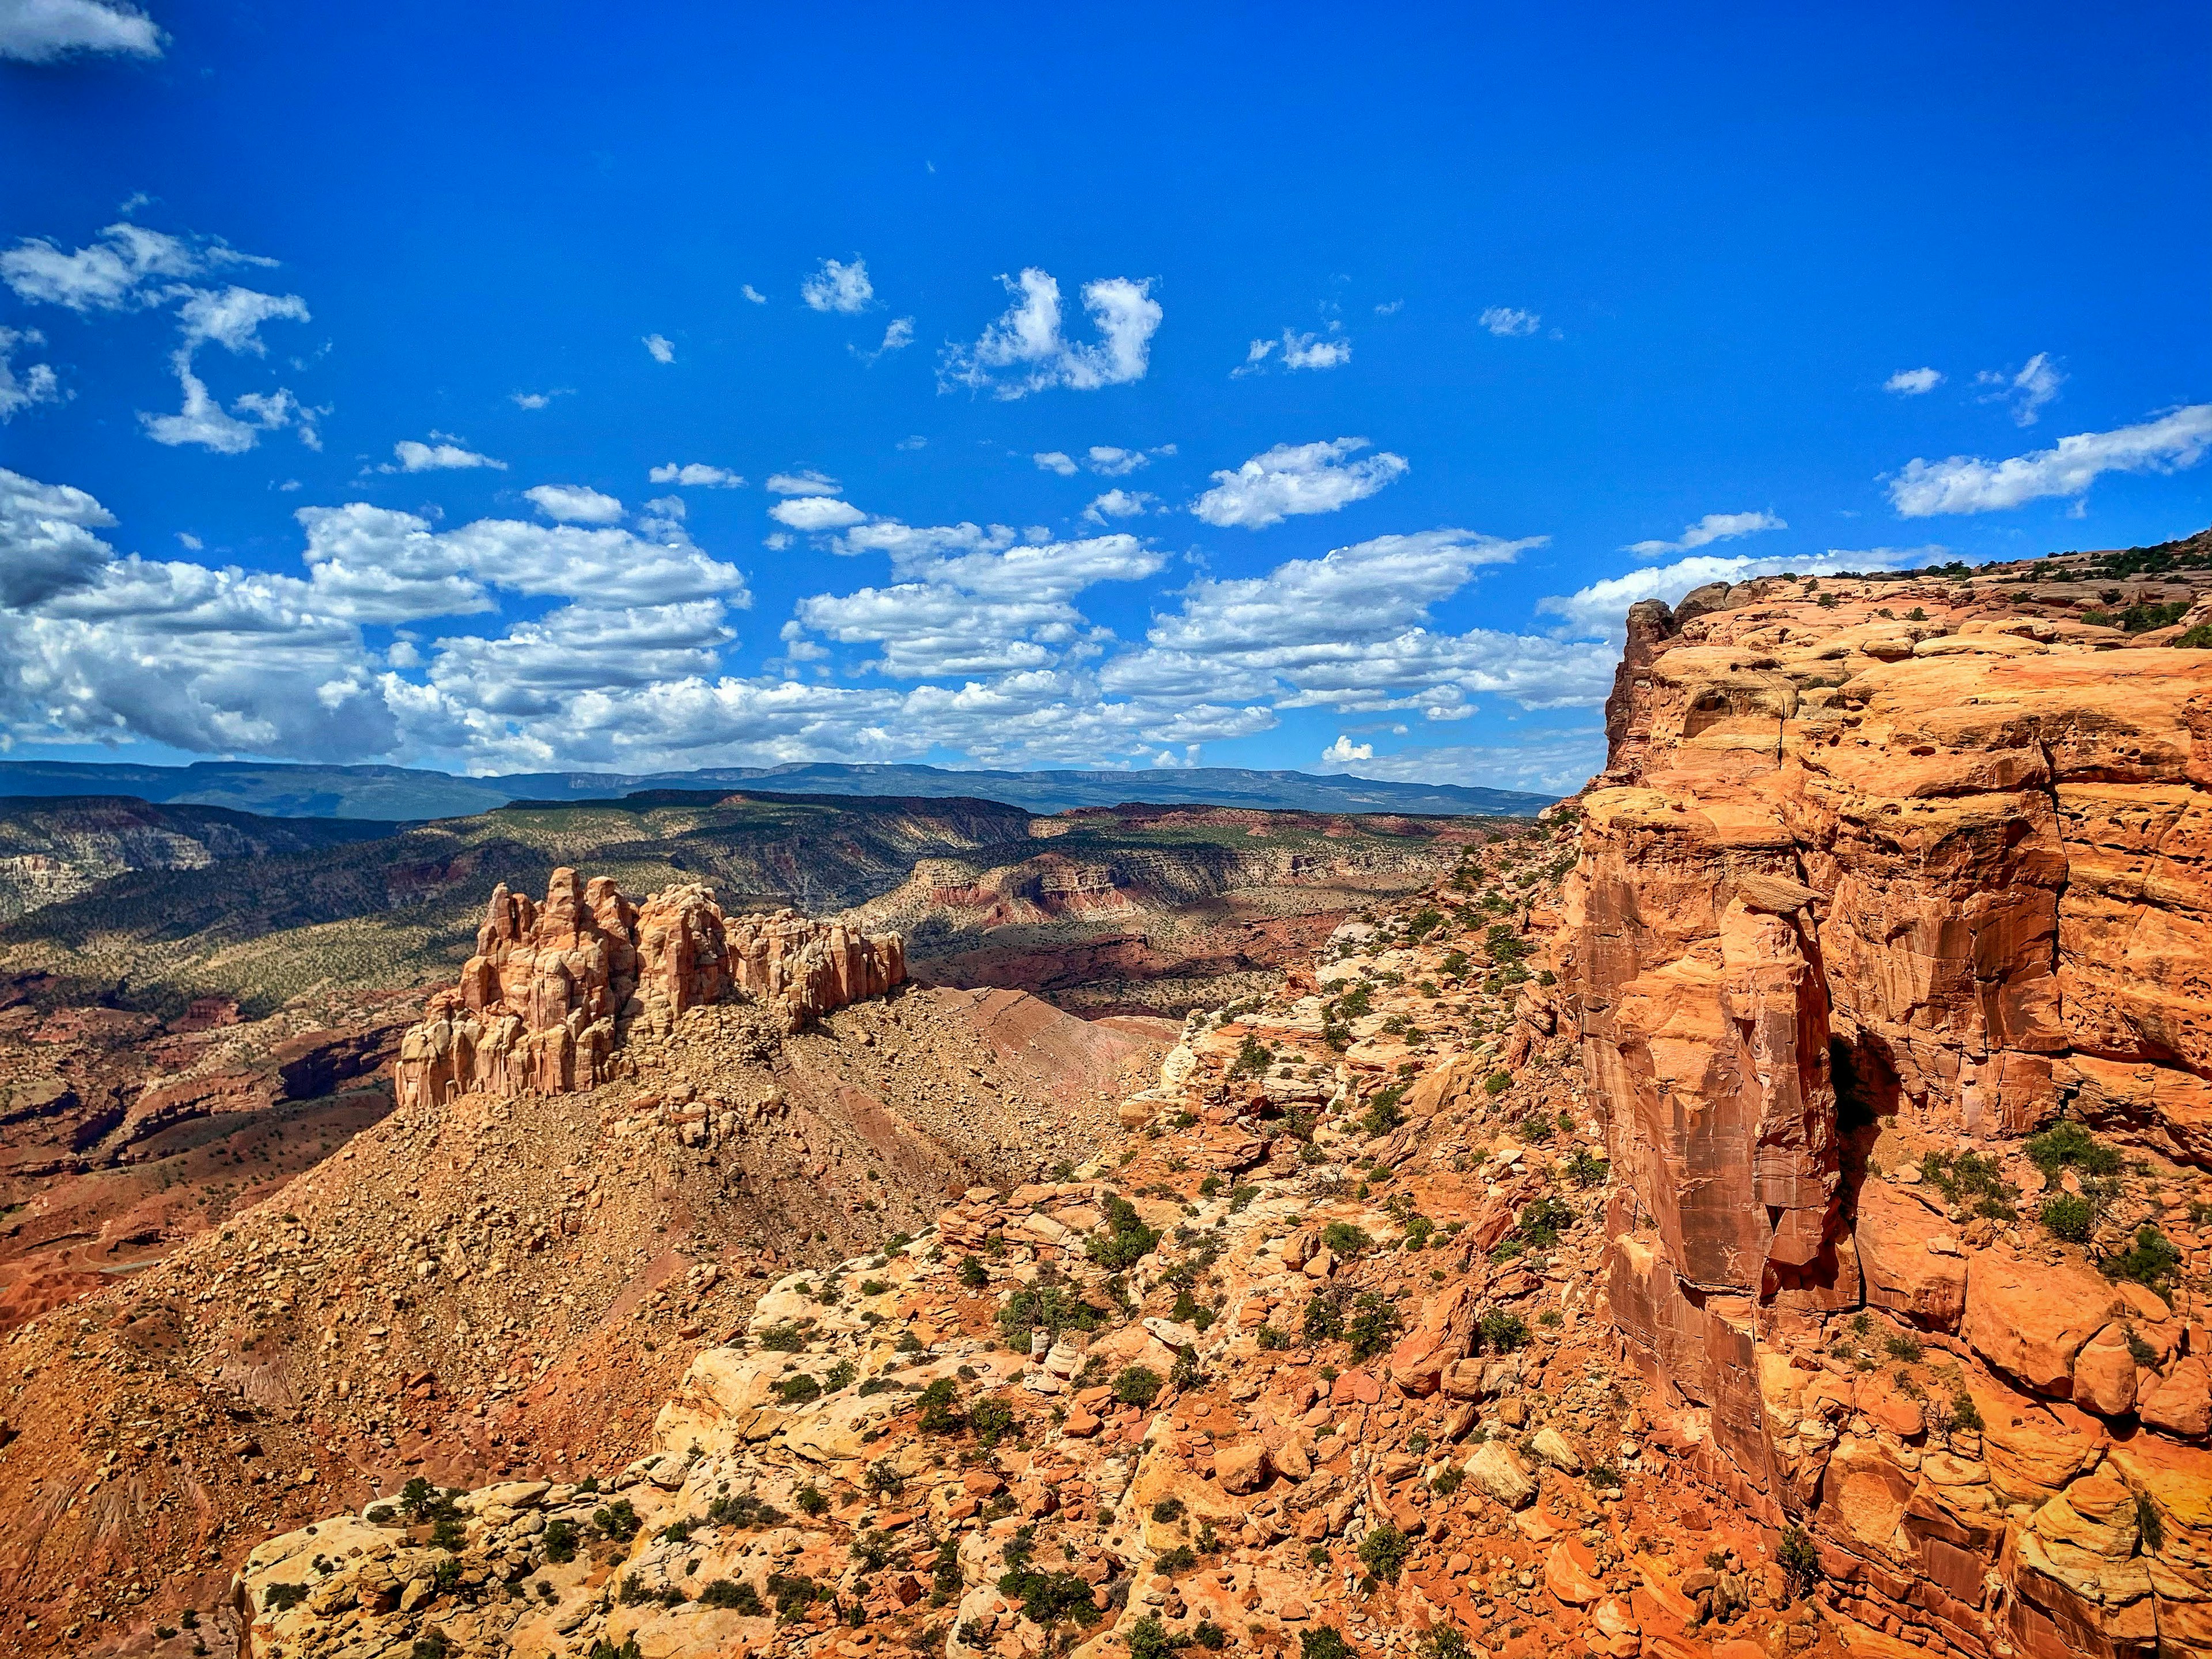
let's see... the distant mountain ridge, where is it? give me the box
[0,759,1558,821]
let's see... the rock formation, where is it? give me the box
[394,869,906,1108]
[1560,558,2212,1659]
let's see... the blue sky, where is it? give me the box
[2,0,2207,791]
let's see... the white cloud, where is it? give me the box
[175,284,309,354]
[649,463,744,487]
[1190,437,1408,530]
[896,435,927,451]
[794,530,1163,678]
[1374,300,1403,316]
[1280,328,1350,370]
[766,470,841,495]
[851,315,914,364]
[1033,451,1078,476]
[643,333,675,363]
[801,256,874,315]
[0,325,62,419]
[1,222,264,312]
[1537,546,1922,639]
[1888,404,2212,517]
[1101,529,1605,716]
[525,483,624,525]
[940,268,1161,399]
[1479,306,1540,337]
[0,0,164,60]
[1884,367,1942,395]
[142,358,309,453]
[1086,445,1152,475]
[1976,352,2063,426]
[1321,735,1373,764]
[741,284,767,305]
[1624,510,1786,558]
[769,496,868,531]
[1082,488,1158,524]
[510,389,570,410]
[0,467,118,605]
[177,532,201,550]
[387,437,505,473]
[1234,327,1350,376]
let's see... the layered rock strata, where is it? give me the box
[1559,565,2212,1659]
[395,869,904,1108]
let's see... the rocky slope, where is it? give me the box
[16,542,2210,1659]
[0,905,1167,1654]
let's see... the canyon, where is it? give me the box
[0,536,2207,1659]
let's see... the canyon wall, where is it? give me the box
[1560,568,2212,1659]
[394,868,904,1108]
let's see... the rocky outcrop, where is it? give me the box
[1559,556,2212,1658]
[394,869,904,1108]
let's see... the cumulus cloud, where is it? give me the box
[0,467,118,606]
[1976,352,2063,426]
[768,495,868,532]
[0,325,62,419]
[387,437,505,472]
[525,484,624,525]
[1624,510,1786,558]
[143,362,311,453]
[5,222,314,453]
[1888,404,2212,517]
[794,529,1164,678]
[1101,528,1608,716]
[0,0,164,59]
[642,333,675,363]
[1191,438,1409,529]
[649,463,743,487]
[1885,367,1942,395]
[1033,451,1078,476]
[940,268,1161,399]
[1479,306,1541,337]
[851,315,914,364]
[766,470,840,495]
[1321,734,1373,764]
[801,257,874,314]
[510,389,570,410]
[1234,327,1350,376]
[1082,489,1158,524]
[0,222,255,312]
[1537,546,1922,639]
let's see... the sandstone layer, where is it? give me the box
[1560,559,2212,1659]
[395,869,907,1109]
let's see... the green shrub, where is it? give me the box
[1303,1291,1347,1343]
[1346,1293,1403,1361]
[542,1518,578,1563]
[1155,1545,1198,1574]
[996,1567,1103,1627]
[796,1486,828,1516]
[773,1373,823,1404]
[1358,1522,1410,1584]
[2026,1122,2121,1177]
[1478,1309,1529,1353]
[1301,1629,1355,1659]
[2041,1193,2096,1242]
[1430,1464,1464,1495]
[698,1578,765,1614]
[263,1583,308,1612]
[1152,1496,1186,1523]
[1562,1148,1609,1188]
[2103,1226,2183,1290]
[1483,1070,1513,1095]
[757,1323,806,1353]
[1321,1221,1372,1257]
[1113,1366,1162,1408]
[1777,1526,1821,1594]
[971,1394,1017,1448]
[1088,1198,1161,1270]
[1229,1036,1274,1079]
[593,1499,640,1542]
[767,1573,821,1622]
[1949,1391,1983,1431]
[959,1254,989,1290]
[1361,1082,1408,1138]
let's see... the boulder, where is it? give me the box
[1215,1441,1270,1496]
[2138,1356,2212,1439]
[1855,1179,1969,1330]
[1465,1440,1536,1510]
[1960,1248,2119,1397]
[1545,1537,1605,1607]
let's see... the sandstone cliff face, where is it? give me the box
[395,869,906,1108]
[1561,564,2212,1659]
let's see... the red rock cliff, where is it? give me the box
[394,869,904,1108]
[1559,558,2212,1659]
